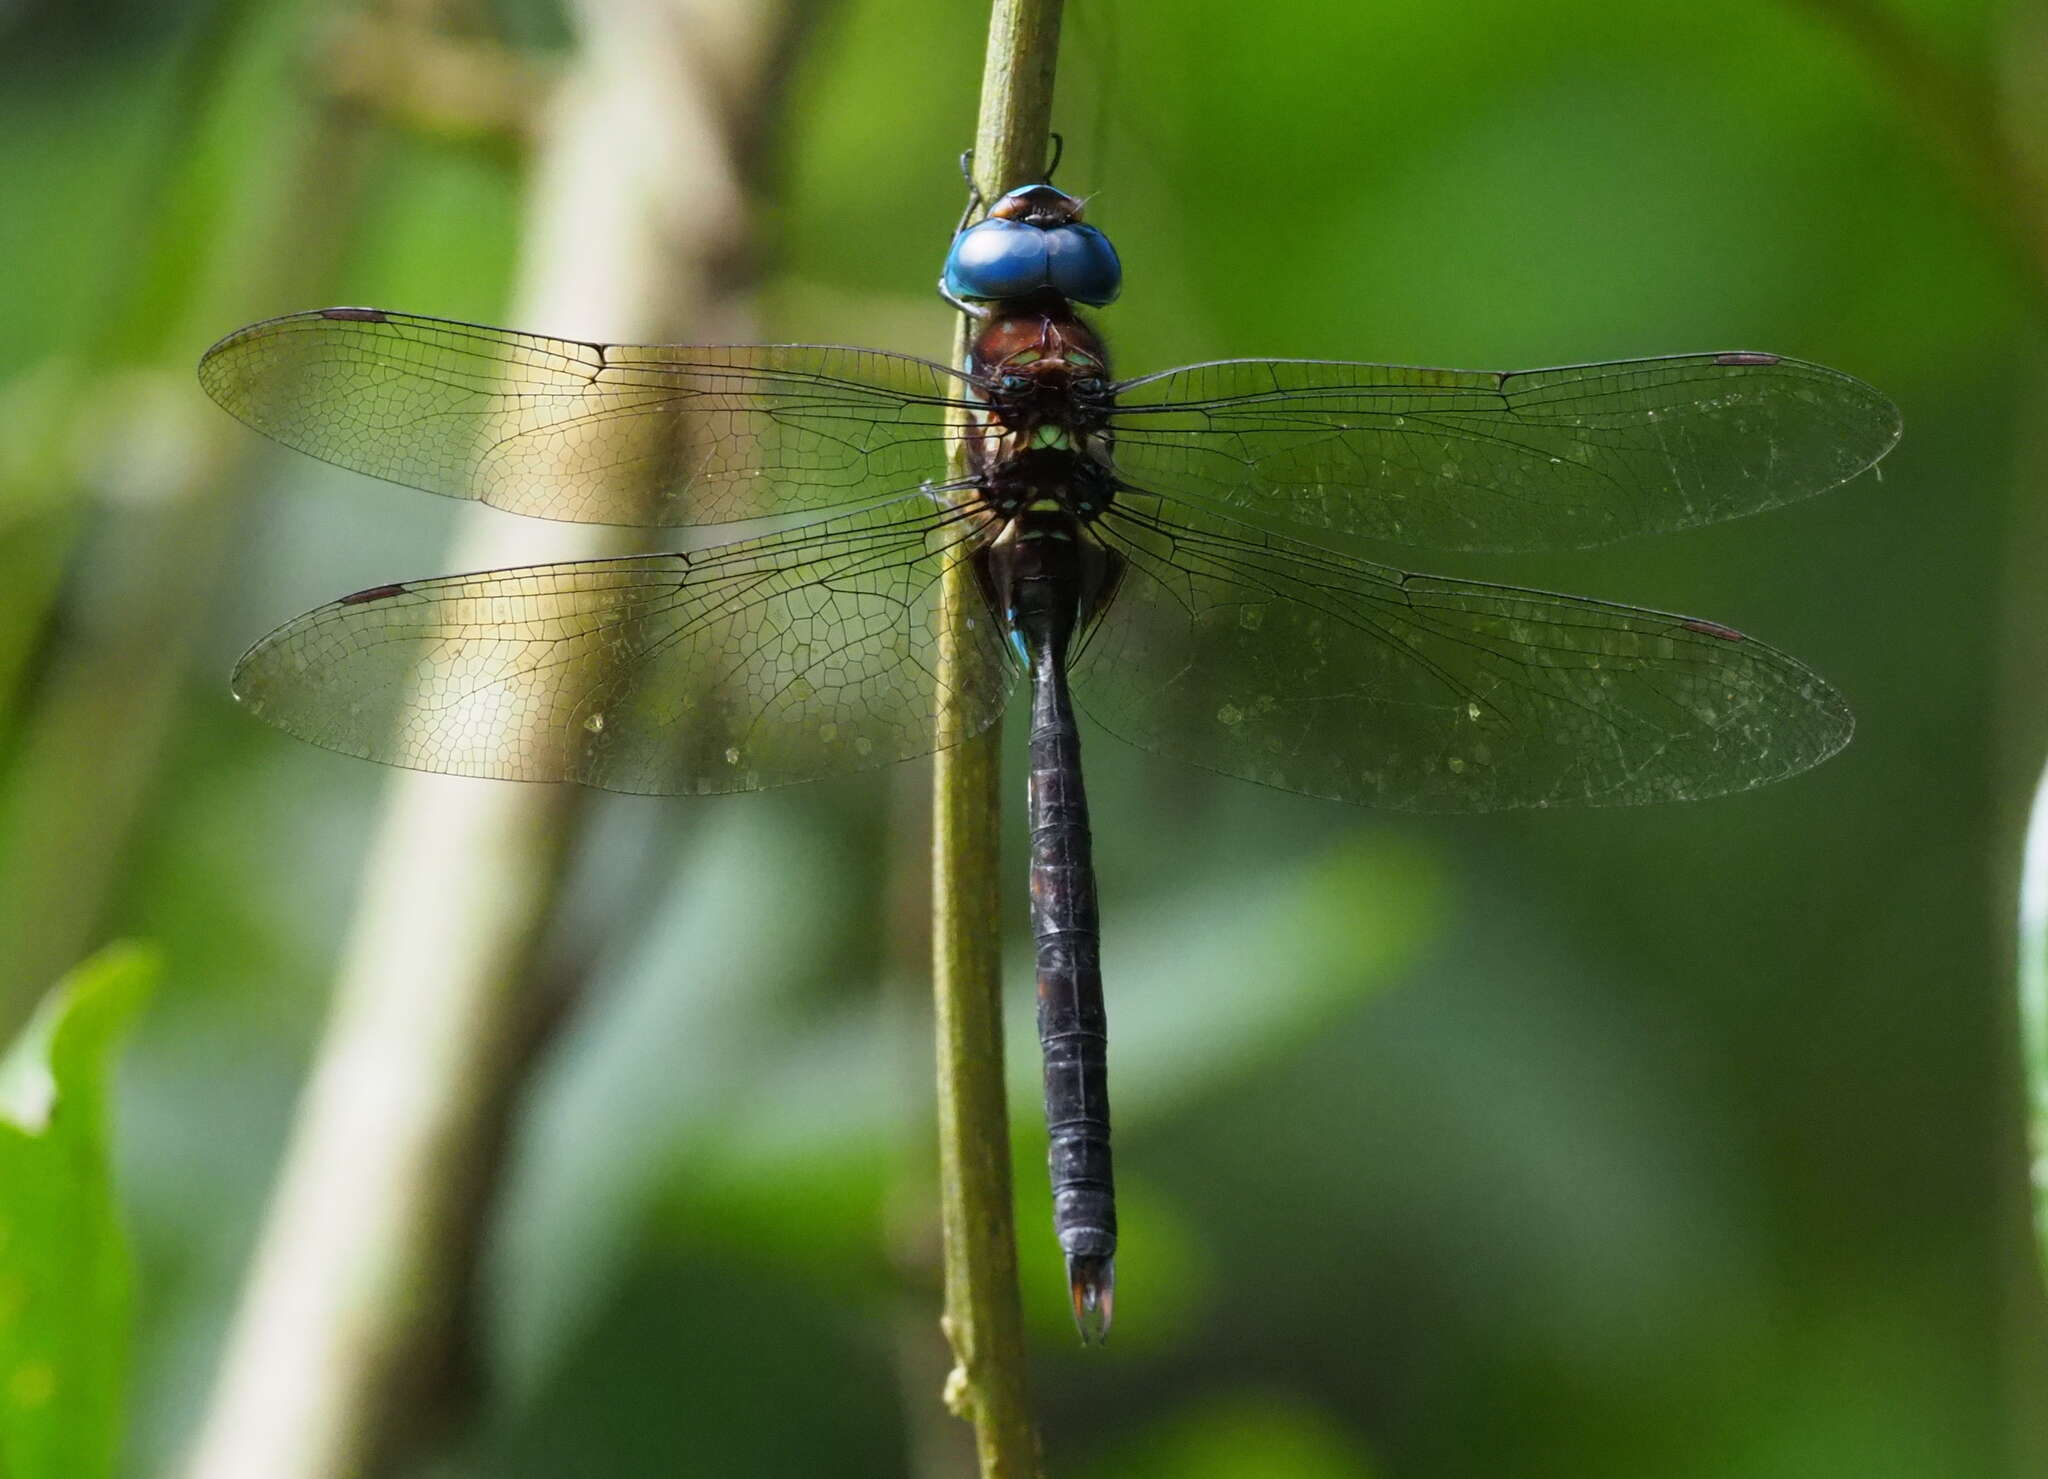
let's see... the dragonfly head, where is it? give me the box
[987,183,1086,228]
[944,184,1122,308]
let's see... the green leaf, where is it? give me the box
[0,944,157,1479]
[2022,761,2048,1300]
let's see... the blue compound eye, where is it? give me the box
[943,218,1050,302]
[1044,225,1121,306]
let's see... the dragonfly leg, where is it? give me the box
[954,148,985,235]
[937,277,991,319]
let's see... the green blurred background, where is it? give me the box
[5,0,2047,1474]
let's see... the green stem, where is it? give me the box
[930,2,1064,1474]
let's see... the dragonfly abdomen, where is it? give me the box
[983,506,1119,1341]
[1027,640,1116,1342]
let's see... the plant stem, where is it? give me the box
[931,2,1064,1474]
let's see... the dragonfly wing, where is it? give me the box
[1108,353,1899,552]
[1070,495,1850,811]
[199,310,975,526]
[232,502,1017,795]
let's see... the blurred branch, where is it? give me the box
[931,4,1063,1476]
[0,1,388,1020]
[317,10,554,150]
[1790,0,2048,305]
[0,0,569,1019]
[181,3,806,1477]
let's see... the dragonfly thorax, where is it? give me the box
[970,307,1114,449]
[983,355,1110,425]
[977,505,1119,667]
[974,442,1116,521]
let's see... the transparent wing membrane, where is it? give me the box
[1073,495,1851,811]
[1109,353,1899,552]
[199,310,976,527]
[208,308,1886,808]
[232,501,1016,795]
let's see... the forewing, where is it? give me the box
[1108,353,1899,552]
[1072,496,1851,811]
[199,309,975,526]
[231,502,1017,794]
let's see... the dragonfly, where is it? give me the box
[199,176,1899,1343]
